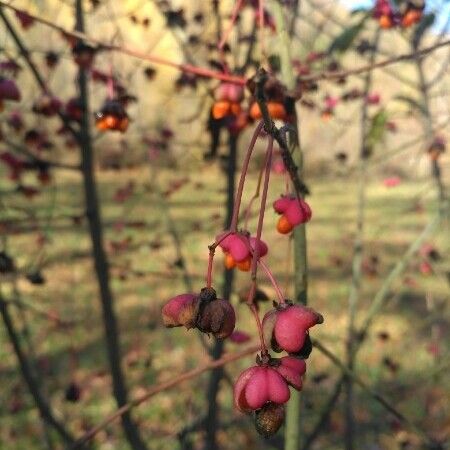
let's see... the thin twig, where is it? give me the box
[302,215,441,449]
[313,339,440,448]
[69,344,260,449]
[344,28,380,450]
[1,2,449,85]
[0,292,76,446]
[0,2,245,85]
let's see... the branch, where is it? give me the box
[0,293,76,445]
[1,2,449,86]
[254,68,309,199]
[5,138,81,172]
[301,37,450,83]
[0,7,80,139]
[203,131,239,450]
[0,2,246,85]
[312,339,441,448]
[303,214,441,449]
[69,344,259,449]
[74,2,148,449]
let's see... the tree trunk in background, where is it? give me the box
[203,132,238,450]
[75,2,148,449]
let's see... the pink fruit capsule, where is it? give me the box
[161,293,197,328]
[234,365,290,413]
[263,304,323,354]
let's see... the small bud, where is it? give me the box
[254,402,285,438]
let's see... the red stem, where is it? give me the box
[250,137,273,276]
[218,0,244,51]
[249,303,267,353]
[205,231,232,288]
[258,259,285,304]
[0,2,247,85]
[230,121,265,232]
[245,137,273,353]
[259,0,265,30]
[242,160,265,229]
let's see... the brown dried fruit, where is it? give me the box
[254,402,285,437]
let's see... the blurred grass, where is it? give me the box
[0,159,449,450]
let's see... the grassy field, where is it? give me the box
[0,158,449,450]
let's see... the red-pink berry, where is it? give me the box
[0,78,21,101]
[161,293,198,328]
[273,196,291,214]
[234,365,290,413]
[229,330,251,344]
[284,199,312,225]
[263,303,323,354]
[218,232,268,264]
[274,356,306,390]
[249,237,268,258]
[214,82,244,103]
[273,195,312,234]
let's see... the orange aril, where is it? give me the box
[249,101,286,120]
[249,102,262,119]
[401,10,421,28]
[379,15,392,29]
[276,215,293,234]
[119,117,129,132]
[237,257,251,272]
[321,110,332,121]
[95,118,108,130]
[212,101,231,120]
[267,102,287,120]
[230,102,241,116]
[224,253,236,269]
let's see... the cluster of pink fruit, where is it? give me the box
[161,120,322,437]
[234,302,323,436]
[162,285,322,436]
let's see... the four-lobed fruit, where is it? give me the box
[95,99,129,133]
[273,195,312,234]
[263,302,323,355]
[218,232,269,272]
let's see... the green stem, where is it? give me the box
[344,28,380,450]
[270,1,306,448]
[302,214,440,450]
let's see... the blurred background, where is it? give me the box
[0,1,449,449]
